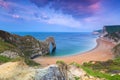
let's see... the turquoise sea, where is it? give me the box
[13,32,97,56]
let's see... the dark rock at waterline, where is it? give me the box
[0,30,56,58]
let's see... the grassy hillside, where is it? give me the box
[81,57,120,80]
[105,25,120,34]
[0,39,16,53]
[0,39,40,66]
[0,55,40,66]
[70,41,120,80]
[70,58,120,80]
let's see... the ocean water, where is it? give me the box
[13,32,97,56]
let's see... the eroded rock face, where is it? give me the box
[112,43,120,57]
[0,30,56,58]
[35,65,68,80]
[102,26,120,42]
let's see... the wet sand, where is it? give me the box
[33,38,115,67]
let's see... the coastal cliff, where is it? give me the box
[112,43,120,57]
[101,25,120,43]
[0,30,56,59]
[100,25,120,57]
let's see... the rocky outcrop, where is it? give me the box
[0,30,56,58]
[112,43,120,57]
[35,65,67,80]
[0,61,105,80]
[0,50,19,58]
[36,61,67,80]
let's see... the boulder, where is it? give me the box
[35,64,68,80]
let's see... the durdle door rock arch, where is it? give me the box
[0,30,56,59]
[45,37,56,53]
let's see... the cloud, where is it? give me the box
[0,0,39,20]
[0,0,7,6]
[37,13,81,28]
[0,0,10,10]
[0,0,102,29]
[30,0,101,18]
[12,14,20,18]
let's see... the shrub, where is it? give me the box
[0,55,12,63]
[70,62,81,68]
[74,76,80,80]
[110,75,120,80]
[56,60,65,65]
[24,58,40,66]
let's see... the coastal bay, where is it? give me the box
[33,38,115,67]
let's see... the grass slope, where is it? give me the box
[0,39,16,53]
[81,57,120,80]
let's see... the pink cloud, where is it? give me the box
[89,2,100,12]
[30,0,102,18]
[0,0,9,9]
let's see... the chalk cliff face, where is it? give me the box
[100,25,120,57]
[0,30,56,58]
[101,25,120,42]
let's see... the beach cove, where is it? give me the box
[33,38,115,67]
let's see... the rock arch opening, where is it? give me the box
[45,37,56,53]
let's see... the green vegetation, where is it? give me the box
[105,25,120,34]
[24,58,40,66]
[0,55,40,66]
[104,26,120,42]
[56,60,65,65]
[81,57,120,80]
[0,39,40,66]
[70,62,81,68]
[109,75,120,80]
[81,66,111,79]
[74,76,80,80]
[83,58,120,74]
[0,39,16,53]
[0,55,12,64]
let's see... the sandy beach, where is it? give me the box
[33,38,115,67]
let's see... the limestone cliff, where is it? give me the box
[101,25,120,42]
[0,30,56,59]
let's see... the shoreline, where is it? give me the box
[33,38,115,67]
[48,38,98,58]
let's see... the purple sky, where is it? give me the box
[0,0,120,32]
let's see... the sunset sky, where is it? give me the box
[0,0,120,32]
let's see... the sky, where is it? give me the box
[0,0,120,32]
